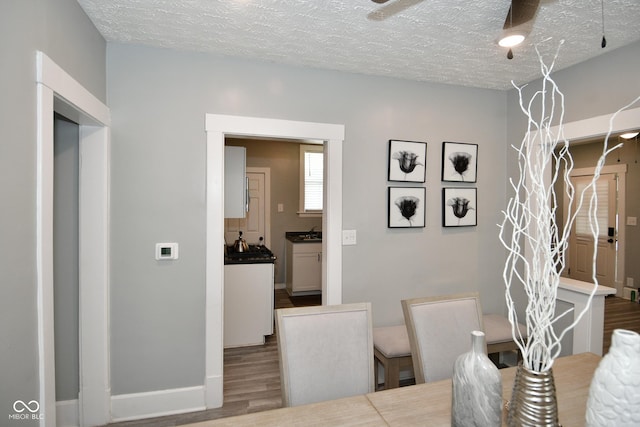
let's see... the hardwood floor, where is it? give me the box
[602,294,640,354]
[103,293,637,427]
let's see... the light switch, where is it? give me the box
[278,203,284,213]
[627,216,637,226]
[342,229,357,246]
[156,243,179,260]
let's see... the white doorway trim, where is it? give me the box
[36,52,111,426]
[204,114,344,408]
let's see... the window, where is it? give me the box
[574,179,609,237]
[299,144,323,215]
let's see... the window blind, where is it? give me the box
[304,151,323,211]
[574,179,608,237]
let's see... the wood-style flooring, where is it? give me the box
[102,293,639,427]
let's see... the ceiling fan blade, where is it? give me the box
[368,0,426,21]
[503,0,541,29]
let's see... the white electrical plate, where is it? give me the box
[156,243,179,260]
[342,229,357,246]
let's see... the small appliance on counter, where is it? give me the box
[224,238,276,265]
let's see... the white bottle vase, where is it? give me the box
[452,330,502,427]
[586,329,640,427]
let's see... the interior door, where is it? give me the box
[225,169,269,246]
[568,173,617,286]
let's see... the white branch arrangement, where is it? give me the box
[498,41,639,373]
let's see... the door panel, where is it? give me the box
[568,174,617,286]
[225,171,267,245]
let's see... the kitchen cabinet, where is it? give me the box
[224,146,247,218]
[286,241,322,295]
[224,263,274,348]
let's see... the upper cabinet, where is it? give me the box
[224,146,247,218]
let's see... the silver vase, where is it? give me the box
[507,363,559,427]
[451,330,502,427]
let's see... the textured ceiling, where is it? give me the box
[77,0,640,90]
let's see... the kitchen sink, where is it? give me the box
[285,231,322,242]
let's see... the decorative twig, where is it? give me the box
[498,40,638,372]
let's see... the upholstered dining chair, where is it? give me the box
[401,292,484,383]
[275,302,374,407]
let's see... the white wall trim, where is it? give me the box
[110,387,206,422]
[204,114,344,408]
[552,106,640,143]
[57,400,80,427]
[36,51,111,427]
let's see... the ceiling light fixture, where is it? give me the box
[620,131,639,139]
[499,32,525,48]
[497,0,540,59]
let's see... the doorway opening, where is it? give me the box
[204,114,344,409]
[53,113,81,424]
[36,51,111,427]
[547,101,640,296]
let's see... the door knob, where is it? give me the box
[607,238,614,243]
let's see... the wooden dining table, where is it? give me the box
[187,352,601,427]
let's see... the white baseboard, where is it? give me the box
[205,374,223,408]
[274,282,285,290]
[111,385,206,422]
[56,399,79,427]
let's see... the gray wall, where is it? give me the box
[107,43,507,395]
[226,138,323,285]
[0,0,105,424]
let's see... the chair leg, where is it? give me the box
[386,358,401,389]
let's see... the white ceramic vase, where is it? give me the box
[452,330,502,427]
[586,329,640,427]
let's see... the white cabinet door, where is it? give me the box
[286,242,321,294]
[224,146,246,218]
[292,252,322,291]
[224,263,274,348]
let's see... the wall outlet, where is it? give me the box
[627,277,634,287]
[277,203,284,213]
[342,229,357,246]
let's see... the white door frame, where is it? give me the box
[36,52,111,426]
[204,114,344,408]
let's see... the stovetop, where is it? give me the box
[224,244,276,265]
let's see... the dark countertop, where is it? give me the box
[285,231,322,243]
[224,244,276,265]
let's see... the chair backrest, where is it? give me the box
[401,292,484,383]
[275,302,374,407]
